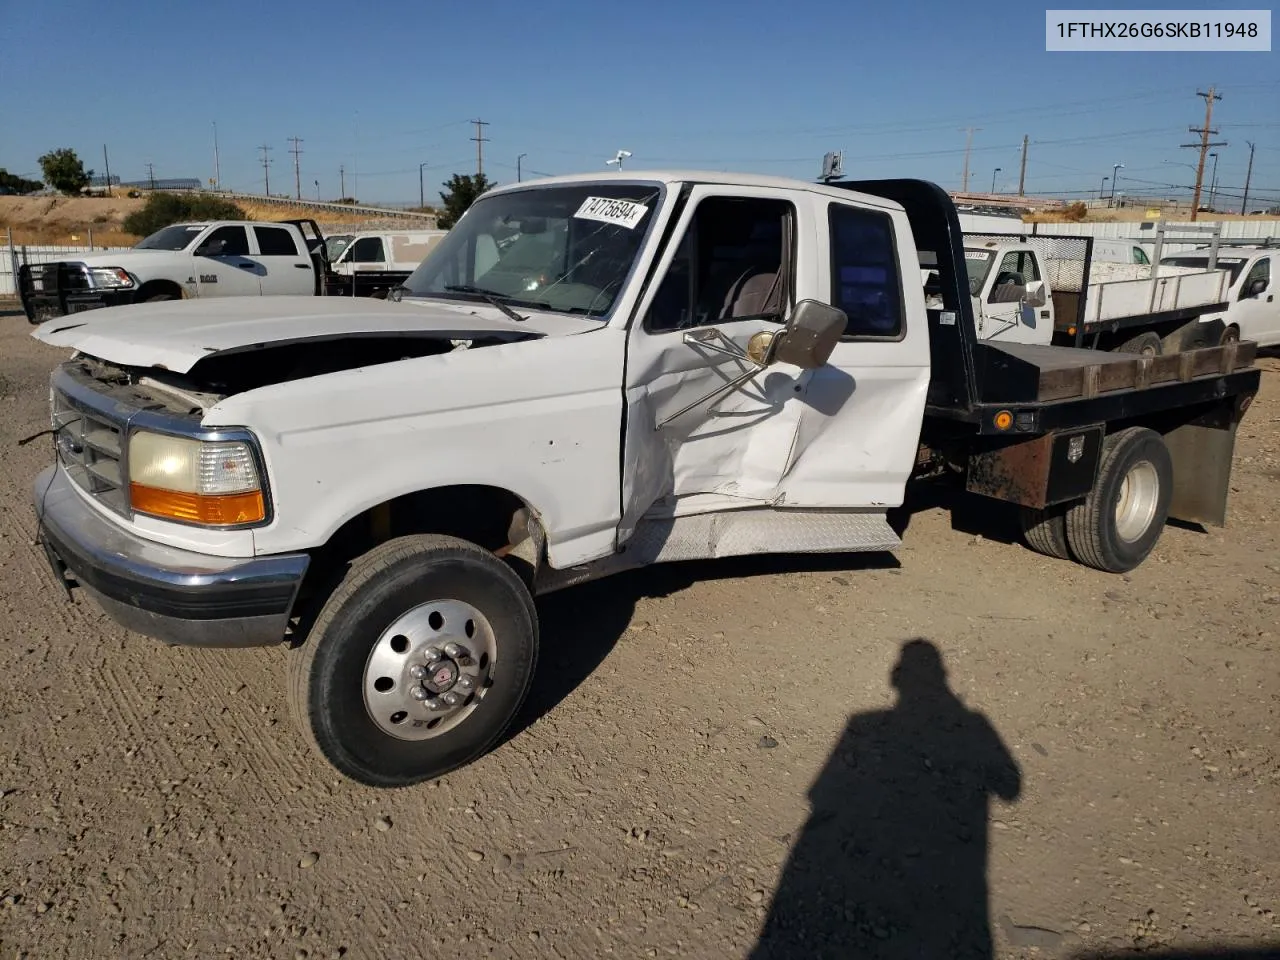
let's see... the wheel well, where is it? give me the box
[290,485,541,644]
[134,279,184,301]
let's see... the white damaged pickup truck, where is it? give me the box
[30,171,1262,787]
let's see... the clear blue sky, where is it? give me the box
[1,0,1276,207]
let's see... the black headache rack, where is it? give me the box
[18,260,132,324]
[828,178,1261,525]
[826,178,1261,432]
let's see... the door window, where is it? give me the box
[645,196,793,333]
[350,237,386,264]
[197,226,249,257]
[829,203,904,338]
[254,226,299,256]
[988,250,1039,303]
[1240,257,1270,299]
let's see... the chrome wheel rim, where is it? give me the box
[362,599,497,741]
[1114,460,1160,543]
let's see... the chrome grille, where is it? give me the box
[52,389,128,515]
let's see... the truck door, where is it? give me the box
[252,224,314,295]
[192,225,262,297]
[618,186,930,542]
[1233,255,1277,344]
[977,248,1052,344]
[618,187,804,539]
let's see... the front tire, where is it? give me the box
[1065,427,1172,573]
[288,534,538,787]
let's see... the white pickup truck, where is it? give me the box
[19,218,328,323]
[29,171,1262,788]
[323,228,449,298]
[932,236,1233,356]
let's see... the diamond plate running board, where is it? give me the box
[534,508,900,595]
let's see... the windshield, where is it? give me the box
[400,183,663,317]
[135,224,205,251]
[325,234,353,262]
[963,248,995,295]
[1160,255,1246,284]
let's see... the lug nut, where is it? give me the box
[424,647,443,663]
[442,692,461,706]
[410,686,429,701]
[456,676,474,692]
[443,642,463,659]
[409,664,427,680]
[425,697,444,711]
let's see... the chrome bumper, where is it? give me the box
[32,465,310,647]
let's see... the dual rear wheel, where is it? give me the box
[1018,426,1173,573]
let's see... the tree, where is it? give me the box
[122,192,246,237]
[436,173,495,228]
[38,148,92,195]
[0,168,42,195]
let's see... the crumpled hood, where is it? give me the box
[31,295,600,373]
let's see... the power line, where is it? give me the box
[288,136,304,200]
[1242,141,1257,214]
[258,143,272,195]
[959,127,980,191]
[1182,86,1227,220]
[470,119,489,177]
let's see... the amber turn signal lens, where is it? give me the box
[130,484,266,525]
[993,410,1014,431]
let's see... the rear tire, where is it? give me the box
[142,291,179,302]
[287,534,538,787]
[1116,331,1162,357]
[1065,427,1172,573]
[1220,324,1241,346]
[1019,504,1071,560]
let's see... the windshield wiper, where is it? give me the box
[443,284,527,322]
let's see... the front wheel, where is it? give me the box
[288,534,538,787]
[1065,427,1172,573]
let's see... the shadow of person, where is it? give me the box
[749,638,1022,960]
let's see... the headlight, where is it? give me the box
[86,266,135,289]
[127,431,266,525]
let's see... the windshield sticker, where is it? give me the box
[965,249,992,260]
[574,196,649,229]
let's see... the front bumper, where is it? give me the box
[32,465,310,647]
[18,263,134,323]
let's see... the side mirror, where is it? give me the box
[770,299,847,369]
[1024,279,1048,308]
[1247,277,1268,297]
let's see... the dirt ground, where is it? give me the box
[0,311,1277,960]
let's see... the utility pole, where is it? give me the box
[259,144,272,195]
[1182,86,1226,222]
[1017,134,1028,196]
[517,153,526,182]
[145,161,156,191]
[959,127,980,192]
[288,136,303,200]
[1241,140,1256,215]
[419,161,428,208]
[470,119,489,178]
[213,122,220,189]
[1208,151,1220,209]
[102,144,112,197]
[339,164,346,199]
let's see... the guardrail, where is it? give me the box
[209,191,438,223]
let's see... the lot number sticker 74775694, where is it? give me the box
[573,196,649,229]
